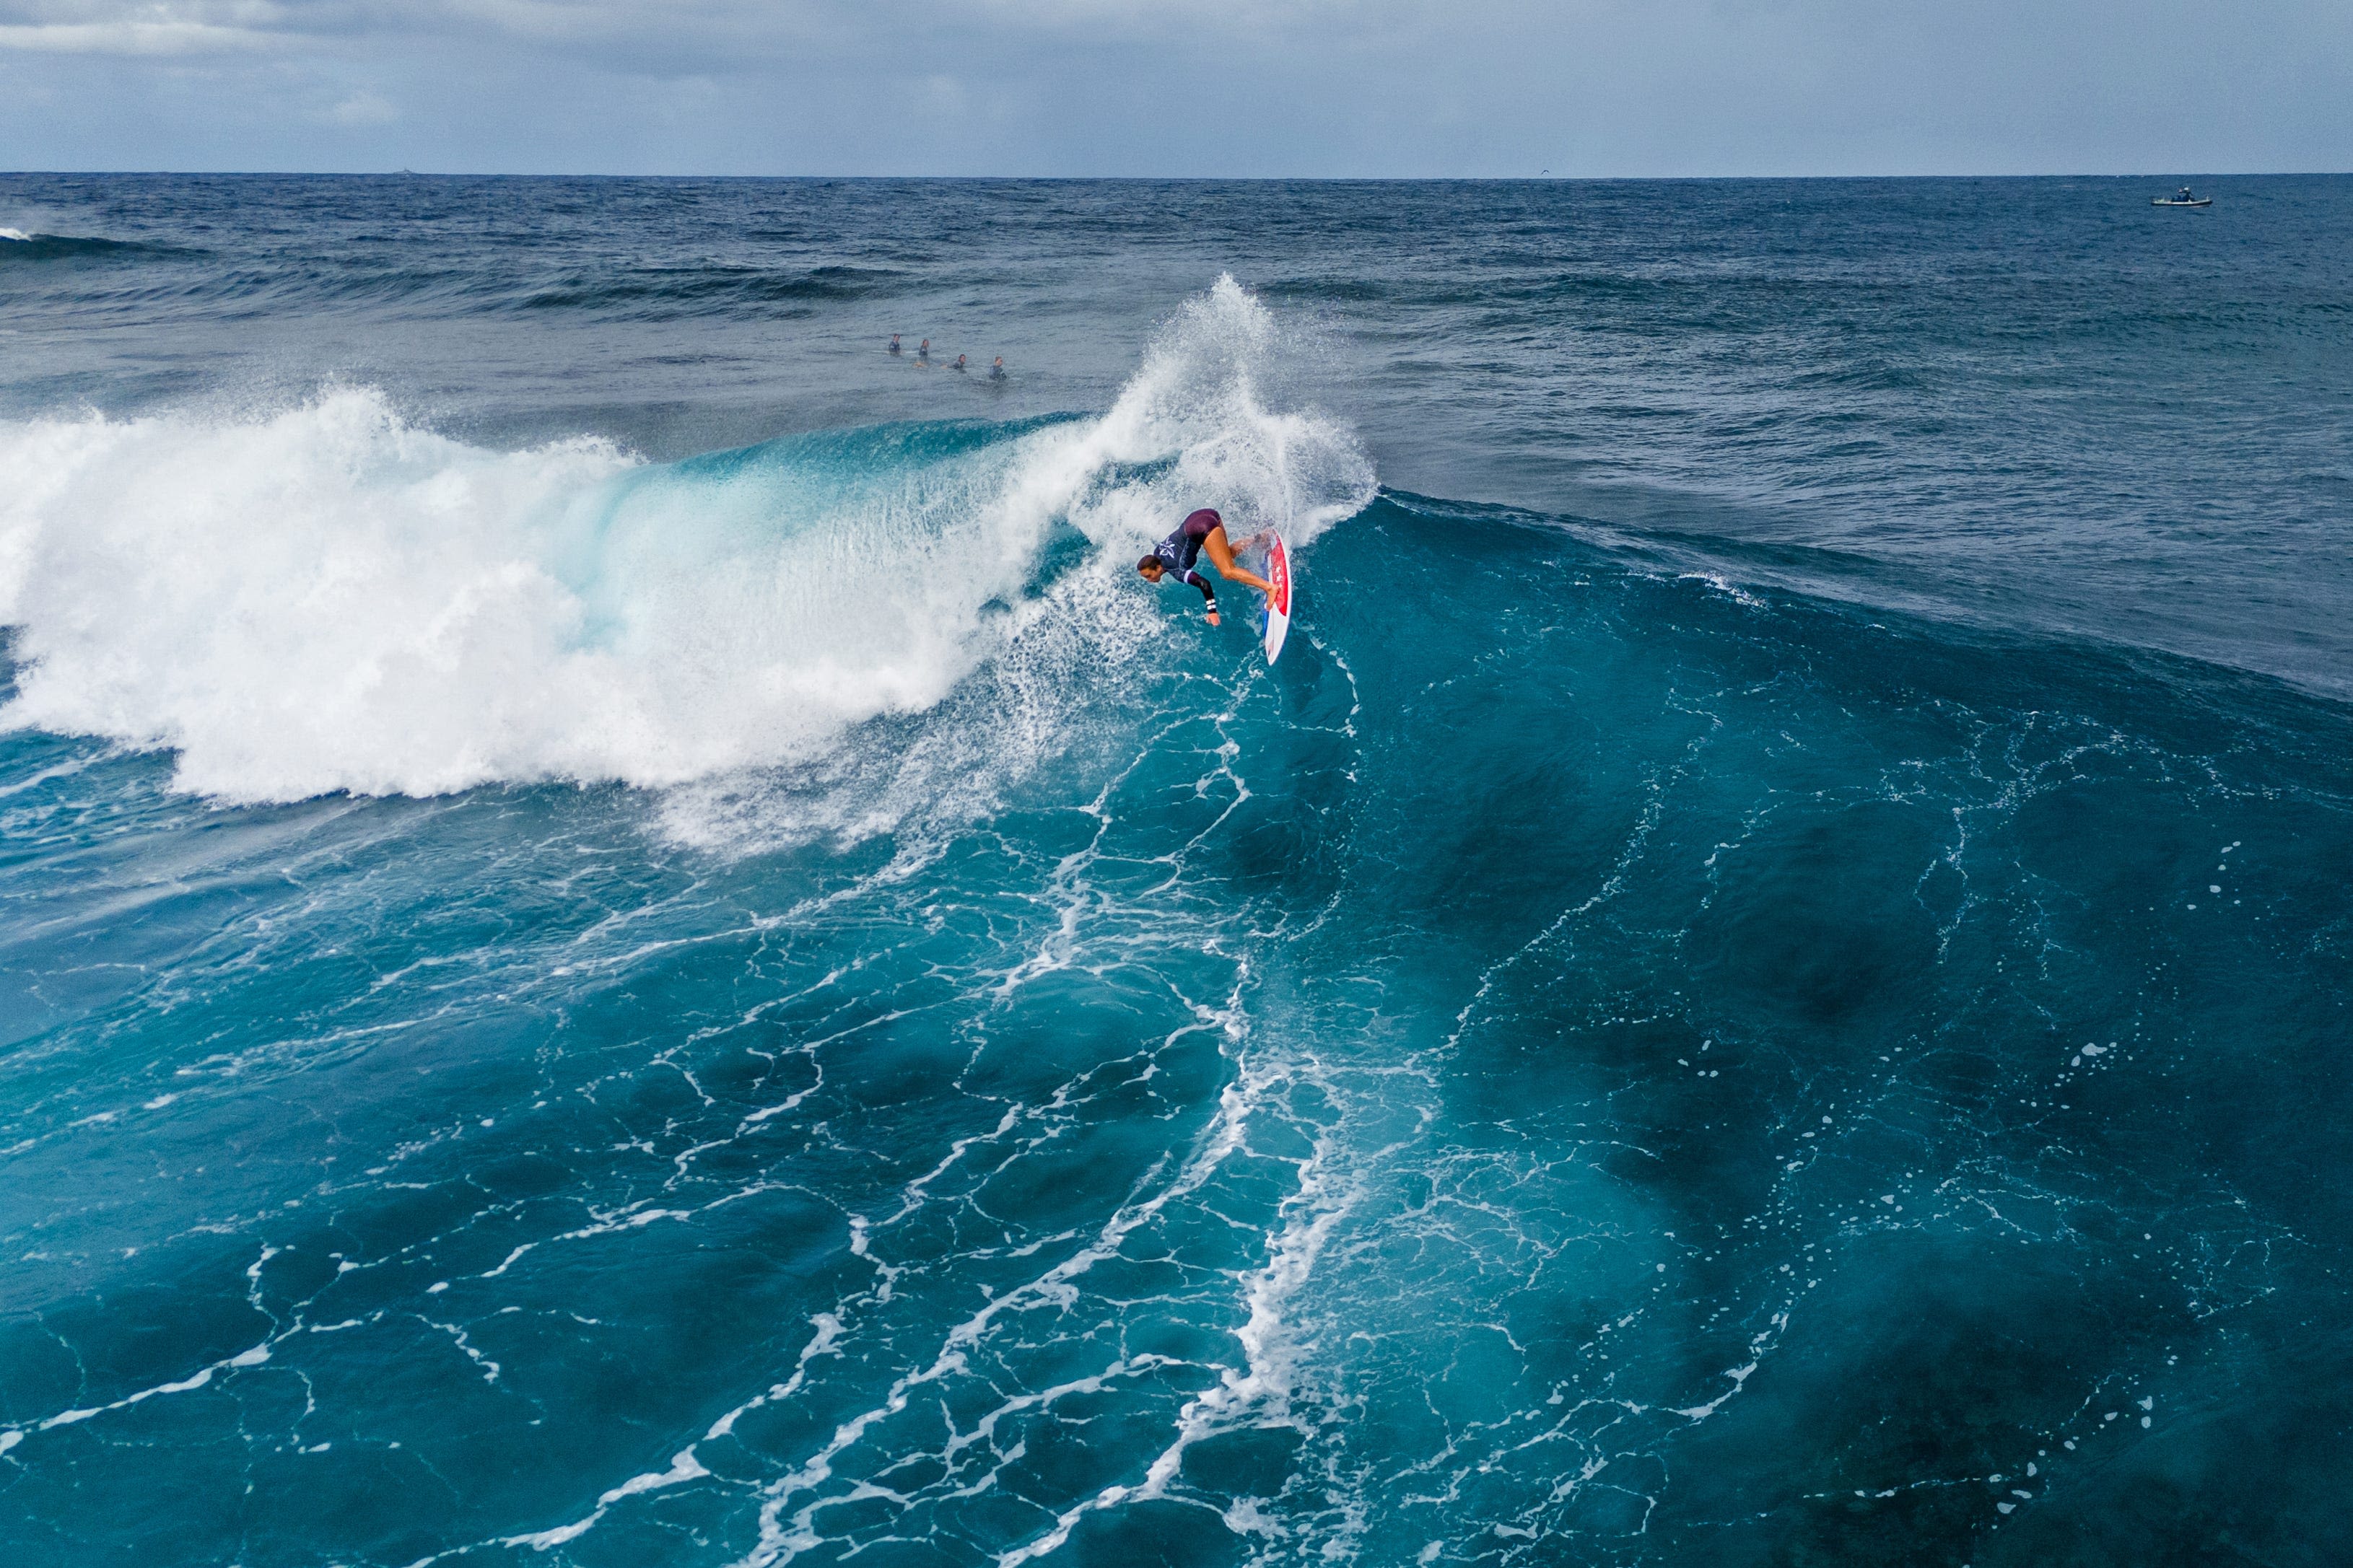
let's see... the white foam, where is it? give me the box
[0,276,1372,809]
[12,1338,272,1443]
[1671,1360,1758,1420]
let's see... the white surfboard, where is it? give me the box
[1260,534,1293,665]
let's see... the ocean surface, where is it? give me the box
[1,175,2349,1567]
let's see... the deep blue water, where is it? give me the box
[1,176,2349,1567]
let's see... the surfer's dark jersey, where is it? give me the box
[1153,509,1223,608]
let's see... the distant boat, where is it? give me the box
[2152,187,2212,208]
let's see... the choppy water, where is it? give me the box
[2,175,2349,1567]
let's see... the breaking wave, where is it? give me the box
[0,276,1372,805]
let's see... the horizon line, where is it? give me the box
[6,168,2349,183]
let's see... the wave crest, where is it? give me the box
[0,226,176,261]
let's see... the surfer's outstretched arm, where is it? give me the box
[1140,553,1224,625]
[1182,569,1223,626]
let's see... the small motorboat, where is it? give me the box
[2152,187,2212,207]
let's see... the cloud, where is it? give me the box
[1,0,2349,174]
[0,6,281,53]
[326,85,393,122]
[0,0,1288,64]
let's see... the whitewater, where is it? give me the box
[3,175,2351,1568]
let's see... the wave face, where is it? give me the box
[4,180,2353,1568]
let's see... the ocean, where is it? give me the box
[1,174,2348,1567]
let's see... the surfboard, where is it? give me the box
[1260,534,1293,665]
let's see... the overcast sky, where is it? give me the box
[4,0,2349,177]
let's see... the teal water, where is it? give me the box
[2,177,2350,1566]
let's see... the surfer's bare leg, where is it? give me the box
[1203,527,1274,598]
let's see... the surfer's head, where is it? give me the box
[1137,556,1166,581]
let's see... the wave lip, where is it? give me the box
[0,228,160,261]
[0,276,1373,807]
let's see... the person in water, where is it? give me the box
[917,338,930,364]
[1138,509,1272,628]
[889,334,902,354]
[953,354,968,372]
[990,356,1005,380]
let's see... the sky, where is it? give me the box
[2,0,2349,177]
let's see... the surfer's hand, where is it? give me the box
[1205,610,1221,626]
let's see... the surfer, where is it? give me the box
[953,354,968,372]
[990,356,1006,380]
[1138,508,1273,628]
[889,334,902,354]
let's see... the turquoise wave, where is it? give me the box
[3,481,2346,1566]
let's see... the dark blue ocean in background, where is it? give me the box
[1,175,2349,1567]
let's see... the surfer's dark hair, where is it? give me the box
[1138,554,1164,574]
